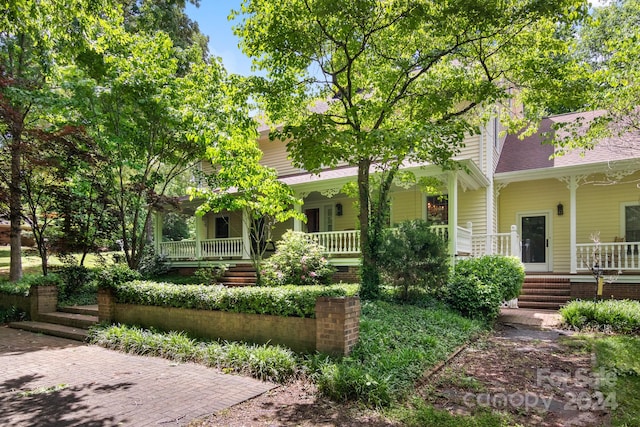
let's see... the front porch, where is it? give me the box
[156,223,522,266]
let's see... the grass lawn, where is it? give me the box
[0,245,120,278]
[589,335,640,426]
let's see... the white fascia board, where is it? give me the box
[495,158,640,184]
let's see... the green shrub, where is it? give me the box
[0,279,32,296]
[445,274,503,321]
[22,273,64,288]
[111,280,358,318]
[261,231,335,286]
[560,299,640,333]
[57,265,95,300]
[453,255,525,301]
[89,324,299,383]
[377,220,449,300]
[0,306,28,323]
[137,246,170,278]
[193,265,228,285]
[96,263,142,289]
[310,300,485,406]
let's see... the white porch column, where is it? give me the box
[510,224,519,258]
[194,215,203,259]
[569,175,578,274]
[153,212,163,254]
[293,203,303,232]
[448,171,458,261]
[242,209,251,260]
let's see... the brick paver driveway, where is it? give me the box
[0,326,275,426]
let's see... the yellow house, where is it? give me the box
[154,111,640,305]
[155,116,507,271]
[496,111,640,305]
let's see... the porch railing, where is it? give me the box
[159,238,244,259]
[310,225,473,256]
[201,238,244,258]
[307,230,361,255]
[472,233,515,257]
[470,226,521,258]
[159,240,196,259]
[576,241,640,272]
[159,224,493,260]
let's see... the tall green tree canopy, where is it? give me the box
[567,0,640,146]
[233,0,589,298]
[0,0,117,280]
[74,15,243,269]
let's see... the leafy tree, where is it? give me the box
[563,0,640,147]
[0,0,116,281]
[191,132,305,283]
[233,0,589,298]
[74,19,239,270]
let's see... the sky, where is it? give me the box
[185,2,253,76]
[186,0,607,77]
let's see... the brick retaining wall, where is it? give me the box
[571,281,640,300]
[98,289,360,355]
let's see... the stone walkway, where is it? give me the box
[0,326,275,426]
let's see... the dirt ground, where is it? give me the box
[191,323,611,427]
[189,380,398,427]
[422,324,611,426]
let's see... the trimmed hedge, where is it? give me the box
[560,299,640,333]
[108,280,359,318]
[0,274,63,296]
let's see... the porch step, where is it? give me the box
[520,288,571,296]
[58,305,99,316]
[218,264,257,287]
[518,277,571,310]
[9,321,89,341]
[37,312,99,329]
[515,301,570,310]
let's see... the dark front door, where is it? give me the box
[305,208,320,233]
[521,214,549,272]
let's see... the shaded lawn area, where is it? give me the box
[0,246,120,278]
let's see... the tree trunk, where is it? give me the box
[357,158,381,299]
[9,127,23,282]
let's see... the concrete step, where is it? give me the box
[37,312,99,329]
[520,288,571,296]
[58,305,99,316]
[9,321,89,341]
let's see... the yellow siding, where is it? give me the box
[334,197,359,230]
[500,172,640,273]
[258,137,305,177]
[499,179,572,273]
[391,190,423,225]
[203,211,243,239]
[458,189,487,236]
[200,160,214,176]
[454,134,481,167]
[576,171,640,244]
[272,219,294,242]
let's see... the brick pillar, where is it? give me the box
[98,288,116,322]
[315,296,361,356]
[29,285,58,321]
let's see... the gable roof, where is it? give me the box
[496,111,640,176]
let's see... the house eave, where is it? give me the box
[494,157,640,184]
